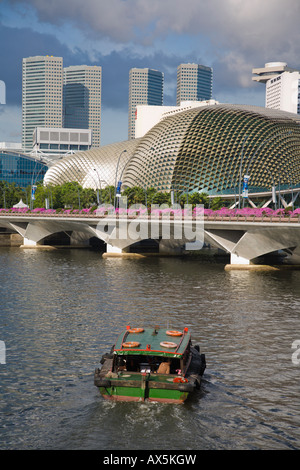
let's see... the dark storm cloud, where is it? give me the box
[0,23,86,105]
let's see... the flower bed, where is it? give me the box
[1,206,300,219]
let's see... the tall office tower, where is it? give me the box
[252,62,300,114]
[63,65,102,147]
[22,55,63,152]
[128,68,164,140]
[176,63,213,106]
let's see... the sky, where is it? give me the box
[0,0,300,147]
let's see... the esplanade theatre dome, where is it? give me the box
[44,104,300,195]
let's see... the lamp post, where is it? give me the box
[30,164,46,210]
[93,168,102,207]
[114,149,127,208]
[238,135,249,209]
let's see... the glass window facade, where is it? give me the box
[0,152,48,187]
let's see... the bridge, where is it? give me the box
[1,211,300,269]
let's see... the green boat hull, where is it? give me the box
[95,371,195,403]
[99,385,189,403]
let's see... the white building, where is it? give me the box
[0,142,22,152]
[32,127,92,158]
[265,72,300,114]
[135,100,219,138]
[252,62,300,114]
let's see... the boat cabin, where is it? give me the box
[112,326,191,376]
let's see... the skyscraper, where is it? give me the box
[176,63,213,106]
[128,68,164,140]
[22,56,63,152]
[63,65,102,147]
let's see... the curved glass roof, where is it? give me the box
[44,104,300,196]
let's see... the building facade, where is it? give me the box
[44,104,300,197]
[134,100,219,138]
[63,65,102,147]
[265,72,300,114]
[32,127,92,157]
[0,151,48,188]
[128,68,164,140]
[22,56,63,152]
[252,62,300,114]
[176,63,213,106]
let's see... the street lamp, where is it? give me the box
[30,164,46,209]
[93,168,102,207]
[237,135,249,209]
[114,149,127,208]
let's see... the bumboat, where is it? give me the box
[94,326,206,403]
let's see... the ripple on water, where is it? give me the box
[1,249,300,450]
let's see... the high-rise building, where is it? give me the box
[176,63,213,106]
[128,68,164,140]
[22,55,63,152]
[252,62,300,115]
[265,72,300,114]
[63,65,102,147]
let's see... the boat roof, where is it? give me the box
[113,326,191,358]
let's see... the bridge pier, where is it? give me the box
[22,237,38,247]
[230,253,251,265]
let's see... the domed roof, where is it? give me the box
[44,104,300,196]
[44,139,140,189]
[122,104,300,194]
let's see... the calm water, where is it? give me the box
[0,247,300,450]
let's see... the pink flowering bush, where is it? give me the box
[1,204,300,218]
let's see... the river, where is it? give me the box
[0,247,300,450]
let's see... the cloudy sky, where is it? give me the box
[0,0,300,146]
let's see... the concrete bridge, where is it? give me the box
[1,212,300,268]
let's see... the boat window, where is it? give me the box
[114,355,182,374]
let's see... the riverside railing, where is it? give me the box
[1,207,300,223]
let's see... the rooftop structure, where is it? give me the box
[32,127,92,158]
[252,62,297,84]
[44,104,300,197]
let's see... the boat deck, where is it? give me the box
[114,326,191,357]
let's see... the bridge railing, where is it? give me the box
[1,211,300,223]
